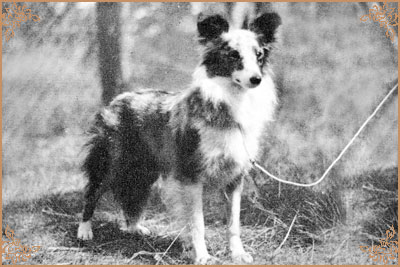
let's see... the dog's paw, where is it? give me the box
[77,221,93,240]
[134,224,151,236]
[121,224,151,236]
[232,251,253,264]
[194,254,220,265]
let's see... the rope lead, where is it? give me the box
[243,83,398,187]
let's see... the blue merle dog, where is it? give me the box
[78,12,281,264]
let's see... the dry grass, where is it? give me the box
[3,171,397,265]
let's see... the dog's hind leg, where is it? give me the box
[77,180,107,240]
[78,134,110,241]
[225,176,253,263]
[113,172,157,236]
[120,186,152,236]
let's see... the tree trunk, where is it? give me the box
[96,2,123,105]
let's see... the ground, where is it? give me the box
[2,182,397,265]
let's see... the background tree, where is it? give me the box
[96,2,124,105]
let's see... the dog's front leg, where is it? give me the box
[226,178,253,263]
[186,182,212,264]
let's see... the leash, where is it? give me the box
[241,83,398,187]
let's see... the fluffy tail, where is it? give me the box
[82,113,111,188]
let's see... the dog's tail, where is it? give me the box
[82,112,111,188]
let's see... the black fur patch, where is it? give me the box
[201,40,244,78]
[82,113,112,181]
[109,101,162,218]
[250,12,282,45]
[198,14,229,44]
[187,89,238,129]
[81,113,112,222]
[116,99,165,177]
[175,126,201,183]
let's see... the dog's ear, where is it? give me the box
[197,14,229,44]
[250,12,281,45]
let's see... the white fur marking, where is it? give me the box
[122,223,151,236]
[228,182,253,263]
[189,184,211,264]
[102,108,119,127]
[77,220,93,240]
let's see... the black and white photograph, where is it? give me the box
[2,1,398,265]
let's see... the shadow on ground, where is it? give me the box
[2,191,187,265]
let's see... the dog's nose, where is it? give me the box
[250,76,262,86]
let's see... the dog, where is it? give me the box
[77,12,281,264]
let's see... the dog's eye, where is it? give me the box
[229,51,241,60]
[256,50,265,63]
[256,50,263,59]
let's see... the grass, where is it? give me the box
[2,2,398,265]
[3,183,396,265]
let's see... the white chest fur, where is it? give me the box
[193,71,277,180]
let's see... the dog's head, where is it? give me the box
[198,13,281,89]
